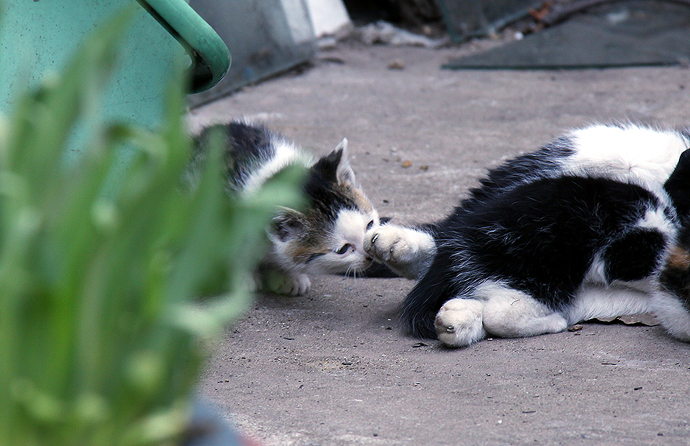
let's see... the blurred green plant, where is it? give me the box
[0,9,302,446]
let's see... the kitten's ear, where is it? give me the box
[313,138,357,185]
[324,138,356,185]
[273,208,307,242]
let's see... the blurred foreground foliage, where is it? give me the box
[0,9,302,446]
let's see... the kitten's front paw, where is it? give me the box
[263,271,311,296]
[290,274,311,296]
[435,298,486,347]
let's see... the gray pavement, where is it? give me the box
[190,43,690,446]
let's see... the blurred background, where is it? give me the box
[188,0,690,107]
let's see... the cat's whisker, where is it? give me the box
[344,265,361,280]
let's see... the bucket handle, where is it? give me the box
[136,0,231,93]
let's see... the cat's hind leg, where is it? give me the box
[478,282,568,339]
[435,281,568,348]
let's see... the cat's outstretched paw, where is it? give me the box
[365,225,415,264]
[262,271,311,296]
[364,225,436,280]
[435,298,486,347]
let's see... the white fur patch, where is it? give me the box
[636,206,676,239]
[562,124,688,200]
[474,281,568,338]
[334,209,370,249]
[565,283,654,324]
[306,208,377,276]
[242,139,311,196]
[584,252,608,285]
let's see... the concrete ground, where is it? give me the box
[189,43,690,446]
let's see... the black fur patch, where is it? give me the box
[463,136,575,213]
[602,229,667,282]
[194,122,276,191]
[306,252,327,263]
[664,148,690,220]
[303,150,359,225]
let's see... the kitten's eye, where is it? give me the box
[335,244,353,255]
[366,220,374,231]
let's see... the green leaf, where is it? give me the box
[0,5,303,446]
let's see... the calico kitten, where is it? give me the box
[365,123,690,347]
[192,121,379,296]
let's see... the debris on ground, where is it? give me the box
[444,0,690,69]
[387,59,406,70]
[594,313,660,326]
[357,20,448,48]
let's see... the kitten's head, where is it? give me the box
[270,139,379,275]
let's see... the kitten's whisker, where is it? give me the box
[344,265,360,280]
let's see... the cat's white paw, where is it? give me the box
[364,225,435,279]
[289,274,311,296]
[365,225,414,263]
[263,271,311,296]
[435,298,486,347]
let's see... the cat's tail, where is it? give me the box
[399,247,463,339]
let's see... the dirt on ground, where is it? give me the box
[189,43,690,446]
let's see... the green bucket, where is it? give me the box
[0,0,229,164]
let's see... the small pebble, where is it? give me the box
[388,59,405,70]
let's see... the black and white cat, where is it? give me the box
[192,121,379,295]
[365,124,690,347]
